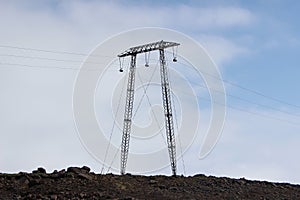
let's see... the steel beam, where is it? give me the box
[159,49,177,176]
[120,54,136,175]
[118,40,179,175]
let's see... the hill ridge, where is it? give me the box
[1,166,299,199]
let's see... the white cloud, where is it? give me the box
[59,2,256,31]
[183,108,300,184]
[0,1,254,66]
[176,5,255,30]
[5,1,294,186]
[196,35,249,67]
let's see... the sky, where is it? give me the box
[0,0,300,184]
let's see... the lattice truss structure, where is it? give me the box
[118,40,179,176]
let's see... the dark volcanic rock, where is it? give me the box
[67,166,90,174]
[32,167,46,174]
[0,167,300,199]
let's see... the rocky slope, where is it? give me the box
[1,166,299,199]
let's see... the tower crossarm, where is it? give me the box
[118,40,179,58]
[117,40,180,176]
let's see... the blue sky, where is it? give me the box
[0,0,300,184]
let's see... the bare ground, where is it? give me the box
[1,166,300,199]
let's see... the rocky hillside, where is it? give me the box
[1,166,299,199]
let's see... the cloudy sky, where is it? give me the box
[0,0,300,184]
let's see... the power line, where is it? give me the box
[1,60,299,118]
[185,79,300,118]
[0,53,104,65]
[101,62,129,174]
[0,44,111,58]
[226,103,300,127]
[1,43,299,110]
[178,90,300,126]
[0,62,81,70]
[135,65,167,145]
[226,81,300,109]
[169,59,300,109]
[0,62,119,71]
[169,64,186,175]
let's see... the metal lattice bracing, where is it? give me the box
[159,49,177,176]
[120,54,136,175]
[118,40,179,58]
[118,40,179,175]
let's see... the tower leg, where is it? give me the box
[120,54,137,175]
[159,49,177,176]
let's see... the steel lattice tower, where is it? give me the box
[118,40,180,176]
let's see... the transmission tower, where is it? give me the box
[118,40,180,176]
